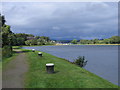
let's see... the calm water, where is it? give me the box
[23,45,118,85]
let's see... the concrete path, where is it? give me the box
[2,51,28,88]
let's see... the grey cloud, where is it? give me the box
[2,2,118,40]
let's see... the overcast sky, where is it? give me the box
[1,2,118,40]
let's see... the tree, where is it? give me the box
[1,15,13,47]
[16,37,25,46]
[1,15,13,57]
[37,39,45,45]
[92,39,99,44]
[71,39,77,44]
[35,36,40,39]
[0,14,6,26]
[0,14,1,25]
[25,39,37,46]
[25,40,31,46]
[40,36,50,42]
[103,39,110,44]
[12,33,35,46]
[2,16,6,26]
[80,39,91,44]
[1,23,13,47]
[109,36,120,44]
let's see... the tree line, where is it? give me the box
[11,33,55,46]
[80,36,120,44]
[0,15,55,58]
[70,36,120,44]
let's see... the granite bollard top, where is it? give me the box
[46,63,54,66]
[32,49,35,52]
[38,52,42,54]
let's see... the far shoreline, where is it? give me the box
[21,44,120,47]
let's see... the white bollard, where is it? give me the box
[32,49,35,52]
[46,63,54,74]
[38,52,42,56]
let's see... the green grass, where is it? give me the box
[24,49,118,88]
[12,46,22,49]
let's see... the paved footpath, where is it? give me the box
[2,51,28,88]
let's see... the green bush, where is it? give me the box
[2,45,12,58]
[74,56,87,67]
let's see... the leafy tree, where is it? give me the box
[80,40,85,44]
[10,34,18,46]
[1,23,13,47]
[71,39,77,44]
[98,40,104,44]
[40,36,50,42]
[12,33,35,46]
[80,39,91,44]
[30,39,37,45]
[16,37,25,46]
[0,14,6,26]
[109,36,120,44]
[1,15,13,58]
[92,39,99,44]
[35,36,40,39]
[0,14,1,25]
[25,39,37,46]
[37,39,45,45]
[103,39,110,44]
[25,40,31,46]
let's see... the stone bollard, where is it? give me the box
[46,63,54,74]
[32,49,35,52]
[38,52,42,56]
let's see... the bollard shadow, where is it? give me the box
[22,50,32,53]
[13,50,32,53]
[54,71,59,74]
[44,71,59,74]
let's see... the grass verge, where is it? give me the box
[2,46,22,69]
[24,49,118,88]
[2,51,19,69]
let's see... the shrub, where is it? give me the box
[2,45,13,58]
[74,56,87,67]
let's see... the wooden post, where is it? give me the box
[46,63,54,74]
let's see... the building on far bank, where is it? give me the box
[27,37,35,40]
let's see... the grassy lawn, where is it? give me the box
[24,49,118,88]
